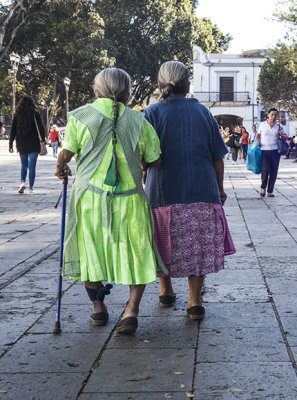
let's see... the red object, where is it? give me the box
[241,132,249,145]
[49,130,59,142]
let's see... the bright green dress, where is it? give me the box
[63,98,161,285]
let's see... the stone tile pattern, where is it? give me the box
[1,141,297,399]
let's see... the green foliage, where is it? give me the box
[257,45,297,116]
[258,1,297,117]
[0,0,231,117]
[274,0,297,33]
[96,0,231,105]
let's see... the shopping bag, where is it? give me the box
[278,136,289,155]
[246,142,262,174]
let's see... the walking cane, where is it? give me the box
[53,172,68,335]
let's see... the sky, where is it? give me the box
[196,0,289,53]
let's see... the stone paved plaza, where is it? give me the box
[0,140,297,399]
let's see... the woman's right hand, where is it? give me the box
[55,164,72,179]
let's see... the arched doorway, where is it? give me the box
[215,114,243,131]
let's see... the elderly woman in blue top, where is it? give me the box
[144,61,235,320]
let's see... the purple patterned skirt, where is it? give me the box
[152,202,235,278]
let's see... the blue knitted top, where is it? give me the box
[144,97,227,207]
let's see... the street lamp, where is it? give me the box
[9,52,21,119]
[63,77,71,118]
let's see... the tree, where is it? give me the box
[257,0,297,117]
[274,0,297,34]
[1,0,231,118]
[0,0,43,63]
[96,0,231,105]
[1,0,114,117]
[257,45,297,117]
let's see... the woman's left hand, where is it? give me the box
[220,190,227,205]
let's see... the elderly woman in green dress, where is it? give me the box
[55,68,167,334]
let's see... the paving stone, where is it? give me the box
[85,349,194,393]
[0,292,56,312]
[258,256,297,279]
[138,295,188,318]
[201,302,278,329]
[205,269,263,286]
[1,273,72,294]
[194,362,297,399]
[0,310,45,346]
[109,316,198,349]
[255,245,297,257]
[80,393,188,400]
[224,257,259,270]
[266,277,297,294]
[202,285,268,303]
[0,333,110,373]
[274,294,297,317]
[0,373,86,400]
[29,303,124,334]
[198,328,288,362]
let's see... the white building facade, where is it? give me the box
[192,46,296,136]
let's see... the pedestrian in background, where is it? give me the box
[240,126,249,162]
[144,61,235,321]
[48,124,60,158]
[9,95,45,194]
[224,127,231,159]
[249,124,257,144]
[258,108,286,197]
[227,125,241,164]
[55,68,167,335]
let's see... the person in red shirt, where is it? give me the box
[240,126,249,162]
[48,125,60,158]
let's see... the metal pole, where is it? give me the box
[65,88,69,116]
[12,69,16,120]
[53,175,68,335]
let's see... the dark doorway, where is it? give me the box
[215,114,243,131]
[220,77,234,101]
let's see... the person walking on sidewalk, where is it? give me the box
[144,61,235,321]
[9,95,45,194]
[249,124,257,144]
[55,68,167,334]
[258,108,286,197]
[226,126,241,164]
[240,126,249,162]
[48,125,60,158]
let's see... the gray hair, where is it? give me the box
[158,61,189,100]
[93,68,131,105]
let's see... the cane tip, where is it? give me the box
[53,322,61,335]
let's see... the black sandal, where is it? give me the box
[267,193,275,197]
[85,284,113,326]
[187,306,205,321]
[159,294,176,308]
[116,317,138,335]
[90,311,109,326]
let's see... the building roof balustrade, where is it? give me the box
[193,92,250,103]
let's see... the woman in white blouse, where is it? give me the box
[257,108,286,197]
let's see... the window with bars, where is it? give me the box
[219,77,234,101]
